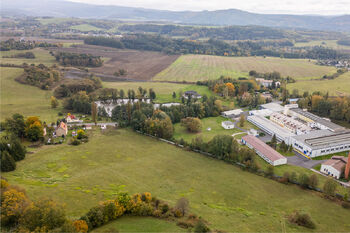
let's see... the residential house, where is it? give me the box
[183,91,202,99]
[55,122,68,137]
[221,109,243,119]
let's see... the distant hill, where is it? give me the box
[2,0,350,32]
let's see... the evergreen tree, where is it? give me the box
[1,150,16,172]
[271,134,277,149]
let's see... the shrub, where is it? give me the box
[323,179,337,197]
[152,209,162,218]
[299,174,310,189]
[175,197,189,216]
[73,220,88,233]
[83,206,104,229]
[161,203,169,214]
[341,202,350,209]
[193,220,210,232]
[69,138,81,146]
[1,150,16,172]
[288,211,316,229]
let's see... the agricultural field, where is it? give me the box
[69,24,103,32]
[92,217,182,232]
[3,128,350,232]
[0,48,57,66]
[153,55,336,82]
[174,116,244,143]
[287,72,350,96]
[294,40,350,53]
[102,81,214,103]
[51,44,179,81]
[0,67,62,122]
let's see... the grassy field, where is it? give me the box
[92,217,182,232]
[294,40,350,52]
[69,24,103,32]
[0,67,62,122]
[4,128,350,232]
[0,48,57,66]
[153,55,336,82]
[174,116,243,143]
[287,72,350,96]
[102,81,214,103]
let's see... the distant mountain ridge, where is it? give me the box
[2,0,350,32]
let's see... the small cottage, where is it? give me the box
[55,122,68,137]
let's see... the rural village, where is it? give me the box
[1,1,350,232]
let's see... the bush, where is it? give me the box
[1,150,16,172]
[73,220,88,232]
[288,211,316,229]
[323,179,337,197]
[341,202,350,209]
[69,138,81,146]
[161,203,169,214]
[193,220,210,232]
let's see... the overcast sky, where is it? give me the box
[69,0,350,15]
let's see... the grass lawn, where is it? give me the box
[0,48,57,66]
[0,67,63,122]
[294,40,350,52]
[102,81,214,103]
[287,72,350,96]
[153,55,336,82]
[3,128,350,232]
[174,116,243,143]
[92,217,183,232]
[69,24,103,32]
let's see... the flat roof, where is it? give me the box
[222,121,234,125]
[247,115,294,139]
[290,108,344,131]
[242,135,286,162]
[222,109,243,115]
[260,103,284,112]
[292,130,350,150]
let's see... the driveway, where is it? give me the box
[287,155,326,169]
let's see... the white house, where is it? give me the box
[221,121,235,129]
[320,156,347,179]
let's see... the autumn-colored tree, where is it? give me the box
[1,188,30,226]
[77,129,86,140]
[181,117,202,133]
[50,96,59,108]
[311,95,323,112]
[239,114,245,127]
[73,220,88,233]
[225,83,235,96]
[25,117,43,141]
[175,197,189,216]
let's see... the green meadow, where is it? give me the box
[102,81,214,103]
[153,55,336,82]
[287,72,350,96]
[3,128,350,232]
[0,67,62,122]
[0,48,57,66]
[69,24,103,32]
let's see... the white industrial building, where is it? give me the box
[222,121,235,129]
[260,102,285,112]
[242,135,287,166]
[222,109,243,118]
[247,115,294,144]
[320,156,347,179]
[291,130,350,158]
[270,112,311,135]
[249,109,273,117]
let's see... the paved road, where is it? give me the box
[67,122,117,126]
[287,155,326,169]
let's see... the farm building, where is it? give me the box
[221,121,235,129]
[222,109,243,118]
[247,115,294,144]
[66,114,83,124]
[55,122,68,137]
[291,130,350,158]
[241,135,287,166]
[321,156,348,179]
[288,108,344,132]
[183,91,202,99]
[260,102,284,112]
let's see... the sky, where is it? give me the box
[69,0,350,15]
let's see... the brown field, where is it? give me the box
[51,44,179,81]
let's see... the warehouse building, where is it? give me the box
[260,102,284,112]
[291,130,350,158]
[242,135,287,166]
[247,115,294,144]
[320,156,347,179]
[288,108,345,132]
[222,109,243,119]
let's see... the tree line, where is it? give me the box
[16,64,61,90]
[0,39,58,51]
[84,34,348,59]
[53,52,103,67]
[2,51,35,59]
